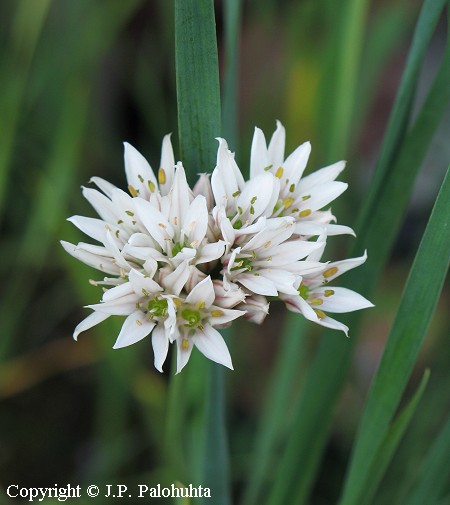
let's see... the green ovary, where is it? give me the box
[299,283,310,300]
[147,298,168,317]
[181,308,202,328]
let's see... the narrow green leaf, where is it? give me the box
[403,415,450,505]
[358,370,430,505]
[356,0,447,235]
[266,10,450,504]
[339,167,450,505]
[242,315,308,505]
[222,0,241,147]
[173,2,229,503]
[201,361,232,505]
[0,0,52,222]
[320,0,370,161]
[175,0,221,180]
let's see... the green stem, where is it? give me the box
[201,361,231,504]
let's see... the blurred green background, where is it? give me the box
[0,1,448,504]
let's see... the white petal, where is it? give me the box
[313,315,349,336]
[182,195,208,246]
[176,336,194,373]
[124,142,157,199]
[169,163,192,233]
[208,306,246,325]
[297,181,347,213]
[60,240,120,275]
[250,127,269,178]
[238,273,278,296]
[129,268,163,297]
[193,173,214,210]
[134,197,173,252]
[87,293,139,315]
[73,311,110,340]
[297,160,346,193]
[82,187,116,224]
[314,287,374,313]
[90,176,117,198]
[159,133,175,195]
[260,269,298,295]
[267,120,286,168]
[196,240,226,265]
[67,216,109,243]
[105,231,130,269]
[161,261,190,296]
[237,172,278,221]
[192,325,233,370]
[282,141,311,188]
[102,281,134,302]
[185,276,215,308]
[151,325,169,372]
[309,250,368,286]
[243,217,294,251]
[326,224,356,237]
[113,311,156,348]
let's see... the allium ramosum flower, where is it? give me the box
[62,123,373,372]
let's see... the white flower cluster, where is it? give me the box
[62,122,373,373]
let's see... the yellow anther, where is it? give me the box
[148,180,156,193]
[119,268,126,278]
[136,319,143,326]
[128,184,138,197]
[310,298,323,306]
[302,194,311,201]
[323,267,338,278]
[196,301,205,309]
[324,289,335,297]
[158,168,166,184]
[173,298,182,307]
[282,197,294,209]
[173,216,178,226]
[264,241,272,249]
[289,184,295,193]
[182,338,190,350]
[315,309,326,319]
[210,309,224,317]
[299,209,312,218]
[275,166,284,178]
[89,279,98,286]
[142,288,150,297]
[158,223,167,229]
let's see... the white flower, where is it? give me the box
[281,251,373,336]
[223,216,324,297]
[173,276,245,373]
[62,126,373,372]
[250,121,355,237]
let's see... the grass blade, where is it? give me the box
[0,0,52,222]
[356,0,447,234]
[339,167,450,505]
[358,369,430,505]
[221,0,241,147]
[320,0,370,161]
[173,2,229,502]
[241,316,308,505]
[266,9,450,504]
[175,0,221,180]
[402,415,450,505]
